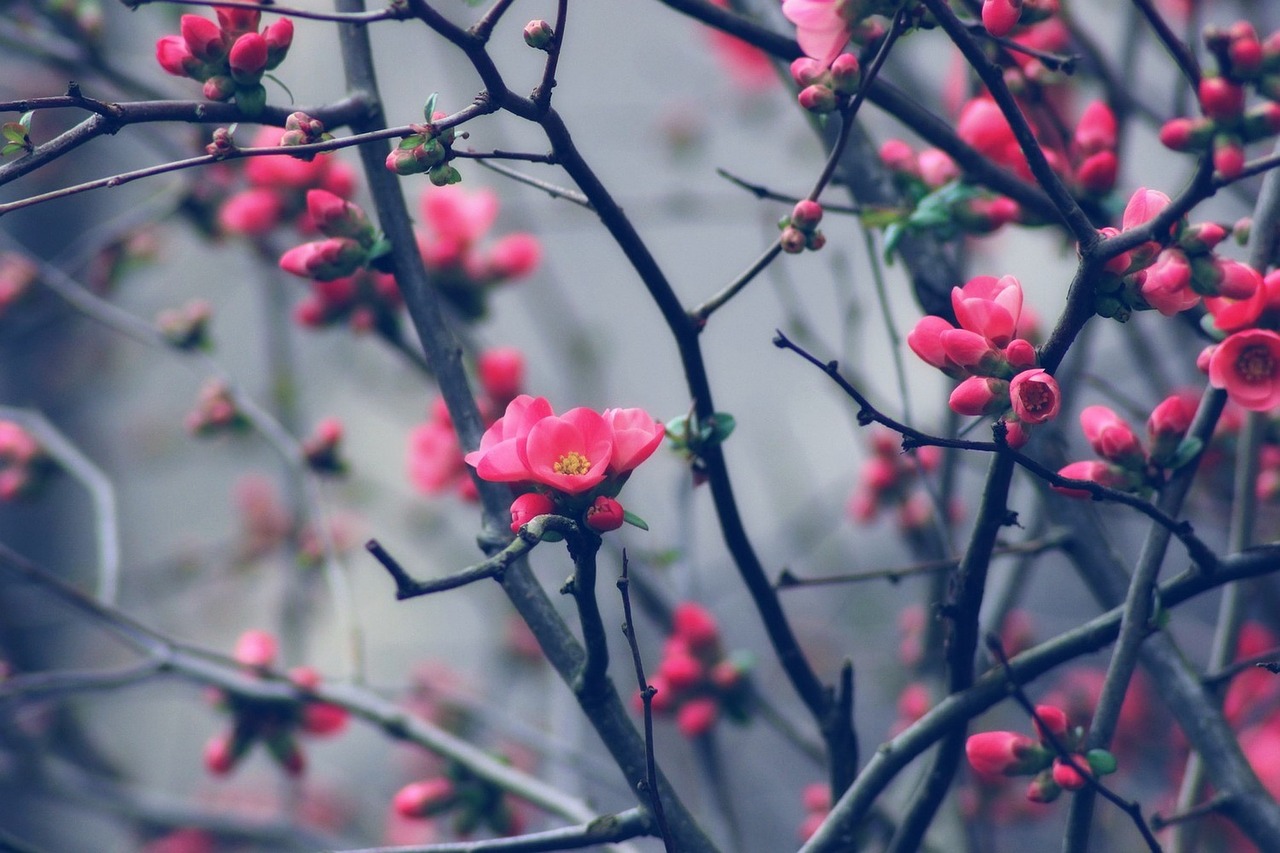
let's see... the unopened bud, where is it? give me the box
[523,19,555,50]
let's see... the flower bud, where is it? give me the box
[789,57,827,87]
[949,376,1009,417]
[673,602,719,650]
[279,238,366,281]
[477,347,525,403]
[156,36,200,78]
[1053,460,1132,498]
[1051,756,1091,790]
[1214,134,1245,179]
[1003,338,1038,370]
[1026,770,1062,803]
[263,18,294,69]
[584,495,624,532]
[981,0,1023,38]
[216,6,261,36]
[203,729,249,776]
[234,628,278,668]
[1159,116,1212,151]
[1080,405,1144,466]
[1074,101,1117,154]
[966,731,1038,777]
[523,19,555,50]
[798,84,837,113]
[486,233,541,281]
[1075,150,1117,195]
[202,75,237,102]
[509,492,556,534]
[306,189,372,242]
[394,778,457,818]
[829,53,860,95]
[1033,704,1070,742]
[228,32,268,84]
[180,14,226,62]
[791,200,824,230]
[1199,76,1246,121]
[676,697,718,738]
[780,226,808,254]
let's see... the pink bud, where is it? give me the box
[1075,151,1117,194]
[780,226,808,254]
[584,495,625,532]
[509,492,556,533]
[486,233,541,280]
[301,701,349,736]
[1051,756,1091,790]
[218,188,284,235]
[673,602,719,650]
[940,328,1003,372]
[829,53,860,94]
[234,629,278,668]
[477,347,525,402]
[1074,101,1117,154]
[918,149,960,188]
[1033,704,1070,742]
[791,199,824,230]
[879,139,919,175]
[180,15,226,62]
[228,32,268,83]
[216,6,261,36]
[262,18,294,67]
[966,730,1037,777]
[789,57,827,88]
[202,75,236,102]
[676,697,719,738]
[1147,395,1196,444]
[203,731,240,775]
[1053,460,1129,498]
[798,84,837,113]
[1003,338,1038,369]
[949,376,1009,417]
[1199,76,1246,121]
[306,189,370,241]
[658,651,703,692]
[981,0,1023,37]
[1214,136,1246,179]
[156,36,199,77]
[523,19,555,50]
[393,778,456,819]
[1079,405,1143,465]
[1140,249,1199,316]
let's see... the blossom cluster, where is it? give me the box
[908,274,1060,446]
[1096,187,1261,321]
[846,429,943,533]
[409,347,526,502]
[637,602,752,738]
[1160,22,1280,178]
[218,125,357,237]
[464,395,666,534]
[203,630,348,777]
[155,8,293,117]
[1053,398,1198,497]
[415,185,541,321]
[1200,269,1280,412]
[386,110,461,186]
[965,704,1117,804]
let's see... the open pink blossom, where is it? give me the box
[1009,368,1060,424]
[464,394,554,483]
[781,0,853,67]
[524,408,614,494]
[1208,329,1280,411]
[951,274,1023,347]
[1139,249,1199,316]
[603,408,666,474]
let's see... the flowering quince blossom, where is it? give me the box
[464,395,665,534]
[781,0,855,68]
[1207,328,1280,411]
[155,10,293,116]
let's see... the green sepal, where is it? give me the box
[1166,437,1204,471]
[622,509,649,531]
[398,134,425,150]
[19,110,32,132]
[1085,749,1118,777]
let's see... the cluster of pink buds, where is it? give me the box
[0,421,48,501]
[779,200,826,254]
[415,185,541,321]
[218,125,357,237]
[279,190,406,333]
[185,379,248,436]
[408,347,526,501]
[797,782,831,842]
[0,252,37,317]
[203,630,348,777]
[465,394,666,535]
[387,110,460,186]
[846,428,942,532]
[302,417,347,475]
[966,704,1116,804]
[908,275,1060,447]
[878,137,1019,244]
[155,7,293,117]
[1160,23,1280,178]
[637,603,752,738]
[980,0,1059,38]
[790,52,861,114]
[1054,398,1199,497]
[1095,188,1261,321]
[393,770,525,838]
[156,299,213,351]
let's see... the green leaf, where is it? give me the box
[398,134,423,150]
[706,412,735,443]
[2,122,27,145]
[882,222,903,263]
[422,92,439,123]
[19,111,33,131]
[622,510,649,531]
[1167,437,1204,470]
[1085,749,1118,776]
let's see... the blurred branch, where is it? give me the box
[336,807,653,852]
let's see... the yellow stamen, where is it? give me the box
[554,451,591,476]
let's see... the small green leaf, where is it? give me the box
[706,412,735,443]
[19,111,33,131]
[2,122,27,145]
[882,222,903,263]
[622,510,649,531]
[1085,749,1118,777]
[422,92,439,123]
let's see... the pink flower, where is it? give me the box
[216,6,261,36]
[180,14,226,63]
[1053,460,1130,498]
[228,32,268,83]
[156,35,199,77]
[1079,405,1143,465]
[781,0,854,67]
[464,394,553,483]
[676,697,719,738]
[706,0,777,90]
[233,629,278,668]
[1208,329,1280,411]
[941,328,1003,373]
[673,602,720,650]
[957,99,1028,178]
[420,185,499,251]
[918,149,960,188]
[966,731,1037,778]
[524,408,614,494]
[1009,368,1060,424]
[394,778,456,818]
[1074,101,1117,153]
[509,492,556,533]
[408,420,466,495]
[477,347,525,403]
[908,315,964,376]
[485,233,541,280]
[951,274,1023,346]
[1139,249,1199,316]
[278,238,366,281]
[603,408,666,474]
[306,189,370,241]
